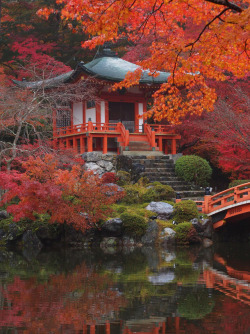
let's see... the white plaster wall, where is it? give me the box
[138,103,143,132]
[101,101,105,124]
[73,102,83,125]
[86,107,96,123]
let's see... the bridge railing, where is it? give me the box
[205,182,250,214]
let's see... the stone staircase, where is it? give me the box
[130,155,205,200]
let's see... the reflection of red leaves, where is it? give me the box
[0,264,126,332]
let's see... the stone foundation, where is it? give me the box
[82,152,117,175]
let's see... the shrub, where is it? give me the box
[101,172,118,184]
[175,155,212,187]
[174,222,193,244]
[137,176,150,187]
[116,206,127,214]
[122,185,141,204]
[120,212,147,238]
[173,200,199,223]
[228,179,250,188]
[142,184,175,202]
[116,170,131,186]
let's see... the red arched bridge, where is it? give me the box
[195,182,250,229]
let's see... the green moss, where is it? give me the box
[173,200,199,223]
[122,185,141,204]
[137,176,150,187]
[142,184,175,202]
[174,222,193,244]
[175,155,212,187]
[156,220,174,231]
[120,212,147,238]
[116,170,131,186]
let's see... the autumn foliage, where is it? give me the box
[0,154,123,231]
[38,0,250,123]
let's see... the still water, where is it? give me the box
[0,243,249,334]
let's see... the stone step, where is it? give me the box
[131,155,171,160]
[177,190,205,198]
[122,151,164,156]
[143,168,175,173]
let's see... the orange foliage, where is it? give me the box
[38,0,249,123]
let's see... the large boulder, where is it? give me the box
[146,202,174,220]
[159,227,176,246]
[97,160,113,171]
[101,218,123,236]
[191,218,204,233]
[84,162,103,175]
[201,218,213,238]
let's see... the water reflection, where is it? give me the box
[0,244,249,333]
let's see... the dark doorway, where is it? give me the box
[109,102,135,132]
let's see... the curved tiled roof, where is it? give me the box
[80,56,170,84]
[13,54,170,88]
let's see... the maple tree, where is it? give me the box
[176,80,250,179]
[0,154,123,230]
[38,0,249,123]
[0,0,94,77]
[0,61,97,170]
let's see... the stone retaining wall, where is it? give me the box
[82,152,117,175]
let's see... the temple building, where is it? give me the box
[14,47,180,155]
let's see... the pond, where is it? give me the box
[0,243,249,333]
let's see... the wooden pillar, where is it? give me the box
[134,102,139,133]
[175,317,180,334]
[83,101,86,124]
[87,135,93,152]
[162,322,166,334]
[204,195,211,214]
[105,321,110,334]
[171,138,176,154]
[96,102,101,128]
[158,137,163,152]
[82,323,87,334]
[151,130,156,148]
[90,324,95,334]
[103,135,108,154]
[88,121,93,131]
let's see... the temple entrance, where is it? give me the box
[109,102,135,132]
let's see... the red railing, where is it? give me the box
[193,182,250,215]
[118,122,129,147]
[54,122,121,137]
[207,182,250,214]
[147,124,175,134]
[144,123,156,149]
